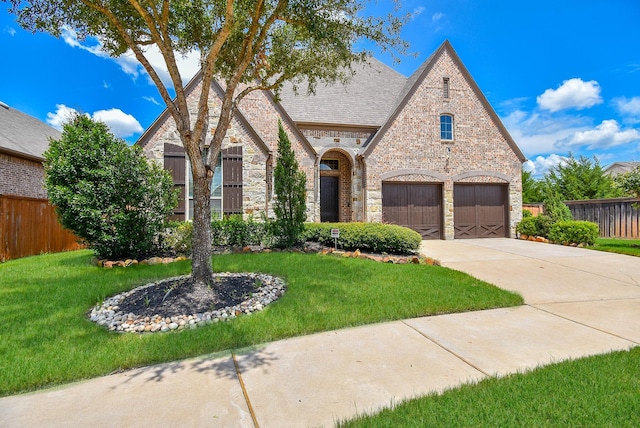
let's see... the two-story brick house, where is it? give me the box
[138,40,525,239]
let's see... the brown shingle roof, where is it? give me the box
[277,57,407,127]
[0,102,60,161]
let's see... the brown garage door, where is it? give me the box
[454,184,507,238]
[382,183,442,239]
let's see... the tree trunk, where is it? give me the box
[191,169,214,286]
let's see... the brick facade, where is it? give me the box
[0,153,47,199]
[363,47,523,238]
[139,41,524,238]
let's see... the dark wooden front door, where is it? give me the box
[454,184,507,238]
[321,176,339,222]
[382,183,442,239]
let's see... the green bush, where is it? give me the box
[44,115,177,259]
[534,215,555,238]
[522,209,533,218]
[516,216,538,236]
[211,215,272,247]
[549,221,599,246]
[302,222,422,254]
[160,221,193,255]
[543,192,572,222]
[516,215,554,238]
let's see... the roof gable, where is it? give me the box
[0,102,61,161]
[362,40,525,161]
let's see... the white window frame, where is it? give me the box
[185,153,224,220]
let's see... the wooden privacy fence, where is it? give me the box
[565,198,640,239]
[523,199,640,238]
[0,195,83,262]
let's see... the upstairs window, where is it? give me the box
[440,114,453,141]
[443,77,450,98]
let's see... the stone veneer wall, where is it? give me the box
[0,153,47,199]
[140,80,271,220]
[364,48,523,238]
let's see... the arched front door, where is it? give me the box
[319,151,352,222]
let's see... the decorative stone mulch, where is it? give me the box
[89,272,286,334]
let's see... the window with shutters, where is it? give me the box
[165,145,242,220]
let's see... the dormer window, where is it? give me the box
[443,77,450,99]
[440,114,453,141]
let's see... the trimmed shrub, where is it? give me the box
[211,215,271,247]
[549,221,599,246]
[516,216,538,236]
[534,215,555,238]
[160,221,193,256]
[302,222,422,254]
[516,215,554,238]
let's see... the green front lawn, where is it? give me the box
[589,238,640,257]
[339,347,640,427]
[0,250,522,397]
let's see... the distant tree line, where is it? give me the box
[522,154,640,204]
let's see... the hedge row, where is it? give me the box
[162,218,422,255]
[516,216,599,246]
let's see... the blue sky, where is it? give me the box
[1,0,639,176]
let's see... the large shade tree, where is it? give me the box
[8,0,409,286]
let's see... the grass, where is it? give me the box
[338,347,640,427]
[0,250,522,397]
[589,238,640,257]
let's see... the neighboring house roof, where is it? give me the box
[0,101,61,161]
[362,40,526,162]
[604,161,640,176]
[277,57,407,128]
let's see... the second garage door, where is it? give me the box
[454,184,508,238]
[382,183,442,239]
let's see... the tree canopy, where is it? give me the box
[9,0,409,285]
[544,154,622,201]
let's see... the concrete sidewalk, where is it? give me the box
[2,239,639,427]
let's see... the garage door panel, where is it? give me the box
[383,183,442,239]
[454,184,507,239]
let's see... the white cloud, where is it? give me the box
[143,96,161,106]
[537,78,603,112]
[614,96,640,123]
[6,26,16,36]
[46,104,78,131]
[559,119,640,149]
[524,154,568,177]
[502,109,591,155]
[60,26,200,88]
[92,109,143,138]
[46,104,143,138]
[431,12,444,22]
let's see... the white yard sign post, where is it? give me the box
[331,228,340,250]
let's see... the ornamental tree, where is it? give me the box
[615,165,640,199]
[273,121,306,247]
[44,115,177,259]
[8,0,408,286]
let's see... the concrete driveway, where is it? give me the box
[2,239,638,428]
[420,238,640,343]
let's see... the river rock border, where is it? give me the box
[89,272,286,334]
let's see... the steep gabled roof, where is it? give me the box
[0,102,61,161]
[277,57,407,127]
[137,75,314,156]
[362,40,526,162]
